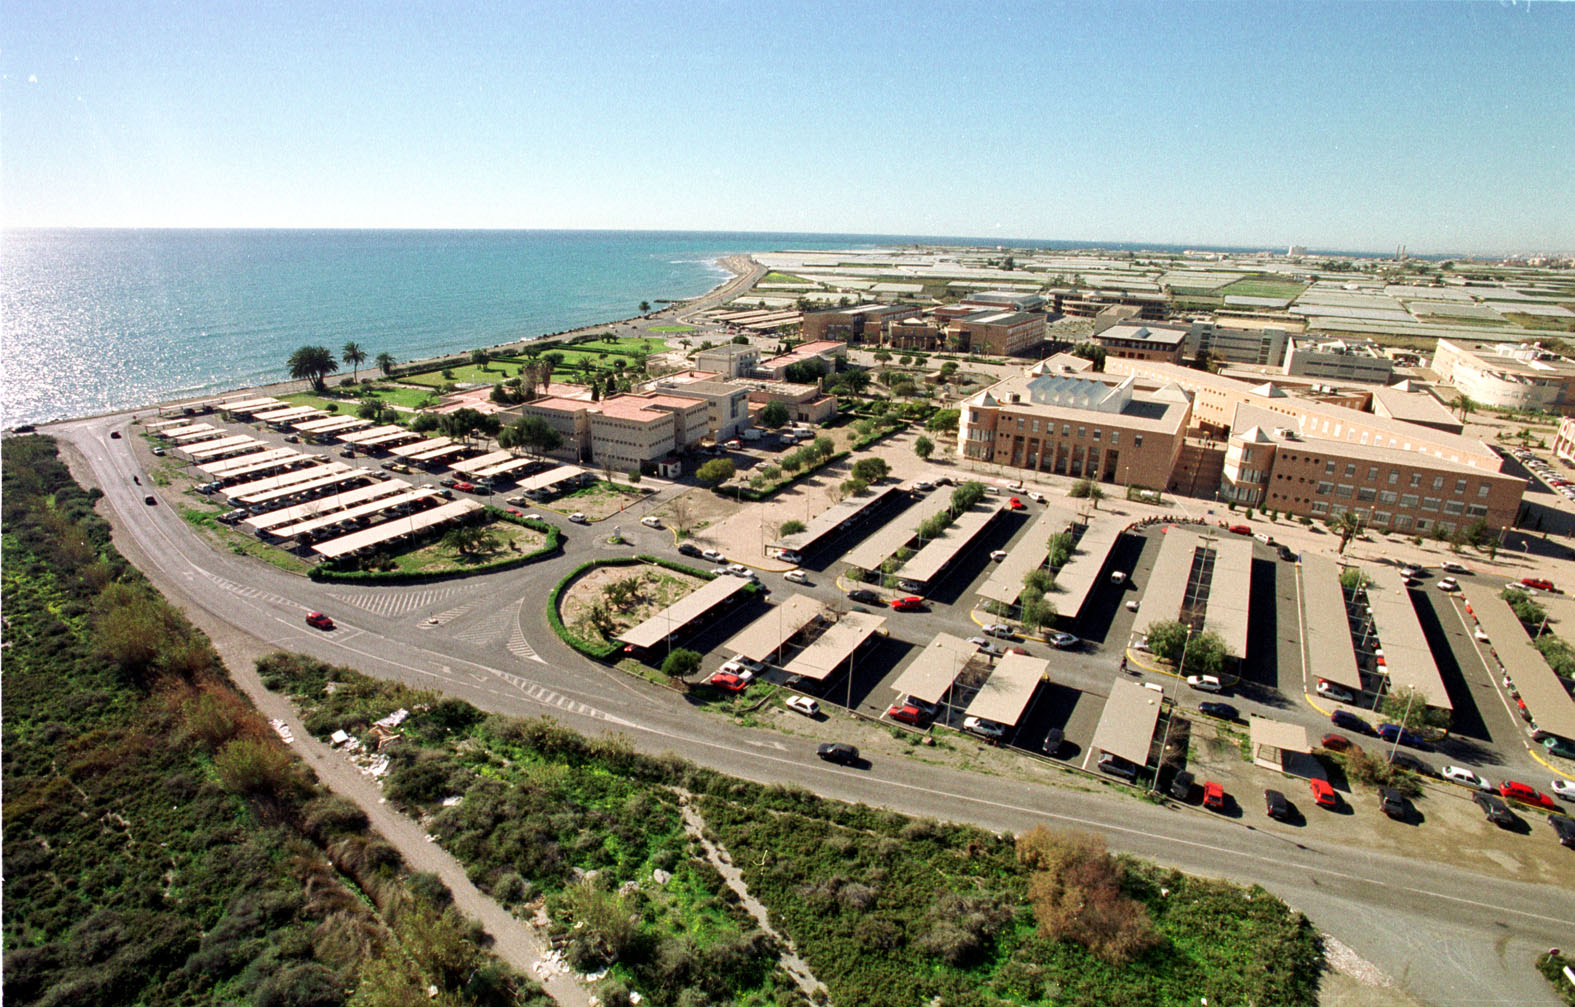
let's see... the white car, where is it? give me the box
[1131,635,1151,652]
[1400,564,1424,578]
[1441,765,1493,791]
[1126,599,1140,612]
[1316,680,1355,703]
[724,564,756,579]
[785,695,819,717]
[982,624,1014,638]
[1049,632,1080,649]
[1186,674,1223,692]
[1441,561,1471,574]
[1029,491,1046,504]
[717,661,756,682]
[1550,778,1575,801]
[774,549,803,564]
[727,655,766,674]
[969,637,1006,656]
[1474,626,1490,642]
[640,515,663,528]
[701,549,726,562]
[784,569,809,584]
[1110,571,1127,585]
[1436,577,1460,592]
[990,550,1008,562]
[568,512,588,524]
[963,716,1005,740]
[1253,532,1273,545]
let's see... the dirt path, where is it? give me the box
[676,795,828,1001]
[57,440,594,1007]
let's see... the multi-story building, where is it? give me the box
[1089,322,1192,364]
[799,304,911,345]
[1185,322,1291,367]
[758,340,846,380]
[944,310,1045,356]
[957,369,1191,487]
[517,392,708,472]
[1370,383,1463,434]
[746,381,837,424]
[960,290,1046,312]
[1282,336,1395,384]
[693,344,760,378]
[649,377,753,442]
[515,396,596,461]
[884,316,943,351]
[1432,339,1575,414]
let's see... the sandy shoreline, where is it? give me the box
[38,253,759,429]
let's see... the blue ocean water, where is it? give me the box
[2,227,1323,427]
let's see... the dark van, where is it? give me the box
[1331,709,1370,734]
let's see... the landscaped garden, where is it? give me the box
[542,478,648,520]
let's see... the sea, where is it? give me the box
[2,228,1316,428]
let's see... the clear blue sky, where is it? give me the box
[3,1,1571,253]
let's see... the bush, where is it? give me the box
[850,458,889,483]
[661,649,702,680]
[779,519,807,537]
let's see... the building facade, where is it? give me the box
[1090,322,1191,363]
[693,344,761,378]
[1432,339,1575,414]
[945,310,1046,356]
[1282,337,1395,384]
[799,304,911,345]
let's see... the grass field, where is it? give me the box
[760,270,810,285]
[1218,276,1307,300]
[384,519,545,574]
[648,324,695,333]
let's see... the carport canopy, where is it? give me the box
[779,611,886,682]
[1367,566,1452,710]
[618,575,751,650]
[1048,517,1123,618]
[888,633,980,706]
[978,505,1074,607]
[1464,584,1575,739]
[1300,554,1363,692]
[1249,715,1310,770]
[723,594,825,664]
[1134,529,1199,635]
[962,652,1048,728]
[1206,537,1253,658]
[1089,678,1164,766]
[774,485,898,553]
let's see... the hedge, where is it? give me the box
[310,514,562,583]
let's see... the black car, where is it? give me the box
[846,588,881,605]
[1198,701,1238,720]
[1379,787,1408,819]
[1331,709,1371,734]
[1473,792,1517,828]
[1277,545,1298,562]
[1040,727,1065,757]
[1387,751,1435,777]
[110,430,122,439]
[143,494,157,506]
[1168,769,1195,801]
[816,743,858,765]
[1550,814,1575,849]
[677,542,702,558]
[1264,789,1290,820]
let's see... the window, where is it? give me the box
[1432,476,1444,490]
[1373,511,1392,526]
[1388,471,1399,485]
[1311,501,1329,515]
[1345,463,1356,477]
[1110,431,1119,445]
[1330,504,1347,517]
[1401,493,1419,508]
[1454,478,1467,494]
[1062,424,1071,437]
[1031,420,1039,433]
[1379,490,1397,504]
[1421,497,1440,512]
[1316,481,1334,495]
[1410,473,1422,488]
[1415,518,1431,532]
[1478,484,1491,499]
[1134,434,1143,448]
[1367,466,1379,480]
[1358,487,1377,502]
[1394,514,1413,530]
[1336,484,1355,498]
[1444,501,1465,516]
[1325,461,1337,475]
[1467,504,1488,518]
[1092,429,1102,441]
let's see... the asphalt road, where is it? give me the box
[54,413,1575,1007]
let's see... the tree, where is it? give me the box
[850,457,889,483]
[288,345,339,391]
[1182,630,1230,677]
[341,341,367,382]
[758,400,790,429]
[442,523,497,557]
[696,458,736,486]
[839,369,872,395]
[471,348,490,372]
[1329,511,1364,555]
[1143,619,1191,664]
[500,415,562,456]
[660,648,701,680]
[813,435,834,458]
[926,408,961,433]
[1020,586,1057,629]
[356,399,387,422]
[1068,478,1104,508]
[914,435,934,460]
[376,351,396,377]
[874,349,892,362]
[1071,342,1107,371]
[639,301,652,314]
[841,477,868,496]
[1453,394,1477,422]
[1379,685,1451,732]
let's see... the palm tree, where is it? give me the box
[287,346,339,392]
[342,342,367,382]
[1454,394,1477,422]
[639,300,651,314]
[1331,511,1364,555]
[376,352,396,377]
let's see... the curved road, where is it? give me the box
[56,414,1575,1007]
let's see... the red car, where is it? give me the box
[890,596,926,611]
[1500,780,1556,810]
[1008,496,1025,510]
[1202,781,1226,811]
[1320,733,1356,753]
[709,672,748,693]
[453,481,476,492]
[1309,778,1338,808]
[886,703,929,726]
[305,611,335,630]
[1521,577,1556,591]
[1228,524,1252,536]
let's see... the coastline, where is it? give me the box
[38,253,760,429]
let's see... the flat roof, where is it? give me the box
[617,576,750,650]
[963,652,1048,727]
[164,424,222,441]
[411,443,470,462]
[1462,584,1575,739]
[723,594,825,663]
[888,633,981,706]
[1048,517,1124,617]
[312,499,482,559]
[220,396,283,413]
[516,465,587,493]
[1206,536,1253,658]
[356,429,421,448]
[450,449,514,474]
[293,415,369,434]
[390,436,453,457]
[779,611,886,682]
[253,406,324,423]
[843,501,945,572]
[222,463,342,501]
[1370,386,1461,427]
[900,504,1002,585]
[231,466,362,505]
[1366,567,1452,710]
[182,435,263,458]
[339,424,408,444]
[1135,529,1200,635]
[472,455,536,479]
[977,505,1077,606]
[774,485,899,552]
[246,479,413,530]
[1249,716,1311,754]
[1300,554,1363,691]
[199,448,299,476]
[270,487,440,539]
[1088,679,1165,767]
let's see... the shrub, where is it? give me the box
[661,649,702,680]
[779,519,807,537]
[1017,826,1158,965]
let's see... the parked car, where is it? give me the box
[1040,727,1065,756]
[1550,814,1575,848]
[1264,788,1290,820]
[701,548,725,562]
[641,515,663,528]
[143,494,157,506]
[1125,598,1140,612]
[1435,577,1460,592]
[1521,577,1556,591]
[1316,680,1354,703]
[305,611,335,630]
[1332,709,1371,734]
[1277,545,1299,562]
[1388,751,1434,776]
[1379,787,1408,819]
[1320,733,1355,752]
[968,637,1006,657]
[1049,632,1080,650]
[724,563,752,577]
[1309,778,1338,808]
[1029,491,1047,503]
[1110,570,1127,585]
[1168,769,1195,801]
[453,481,476,492]
[1441,561,1471,574]
[1474,792,1517,828]
[1442,765,1493,791]
[785,695,819,717]
[1253,532,1274,545]
[717,660,757,680]
[1202,781,1226,811]
[1199,701,1238,720]
[1131,635,1151,652]
[775,549,803,564]
[568,512,588,524]
[151,446,165,456]
[709,672,748,693]
[1377,723,1429,749]
[847,588,881,605]
[963,716,1005,740]
[982,623,1014,638]
[1186,674,1223,692]
[1499,780,1556,810]
[1008,496,1025,510]
[990,549,1008,561]
[677,542,702,557]
[887,703,930,726]
[1098,753,1138,779]
[1228,524,1251,535]
[784,569,809,584]
[816,742,859,765]
[1400,563,1426,578]
[1551,779,1575,802]
[891,596,926,612]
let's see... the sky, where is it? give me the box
[3,1,1572,254]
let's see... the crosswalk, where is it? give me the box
[199,571,296,609]
[326,585,468,618]
[491,666,602,717]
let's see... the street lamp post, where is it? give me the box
[1150,625,1192,796]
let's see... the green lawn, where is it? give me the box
[1218,276,1307,301]
[760,271,810,285]
[646,325,693,334]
